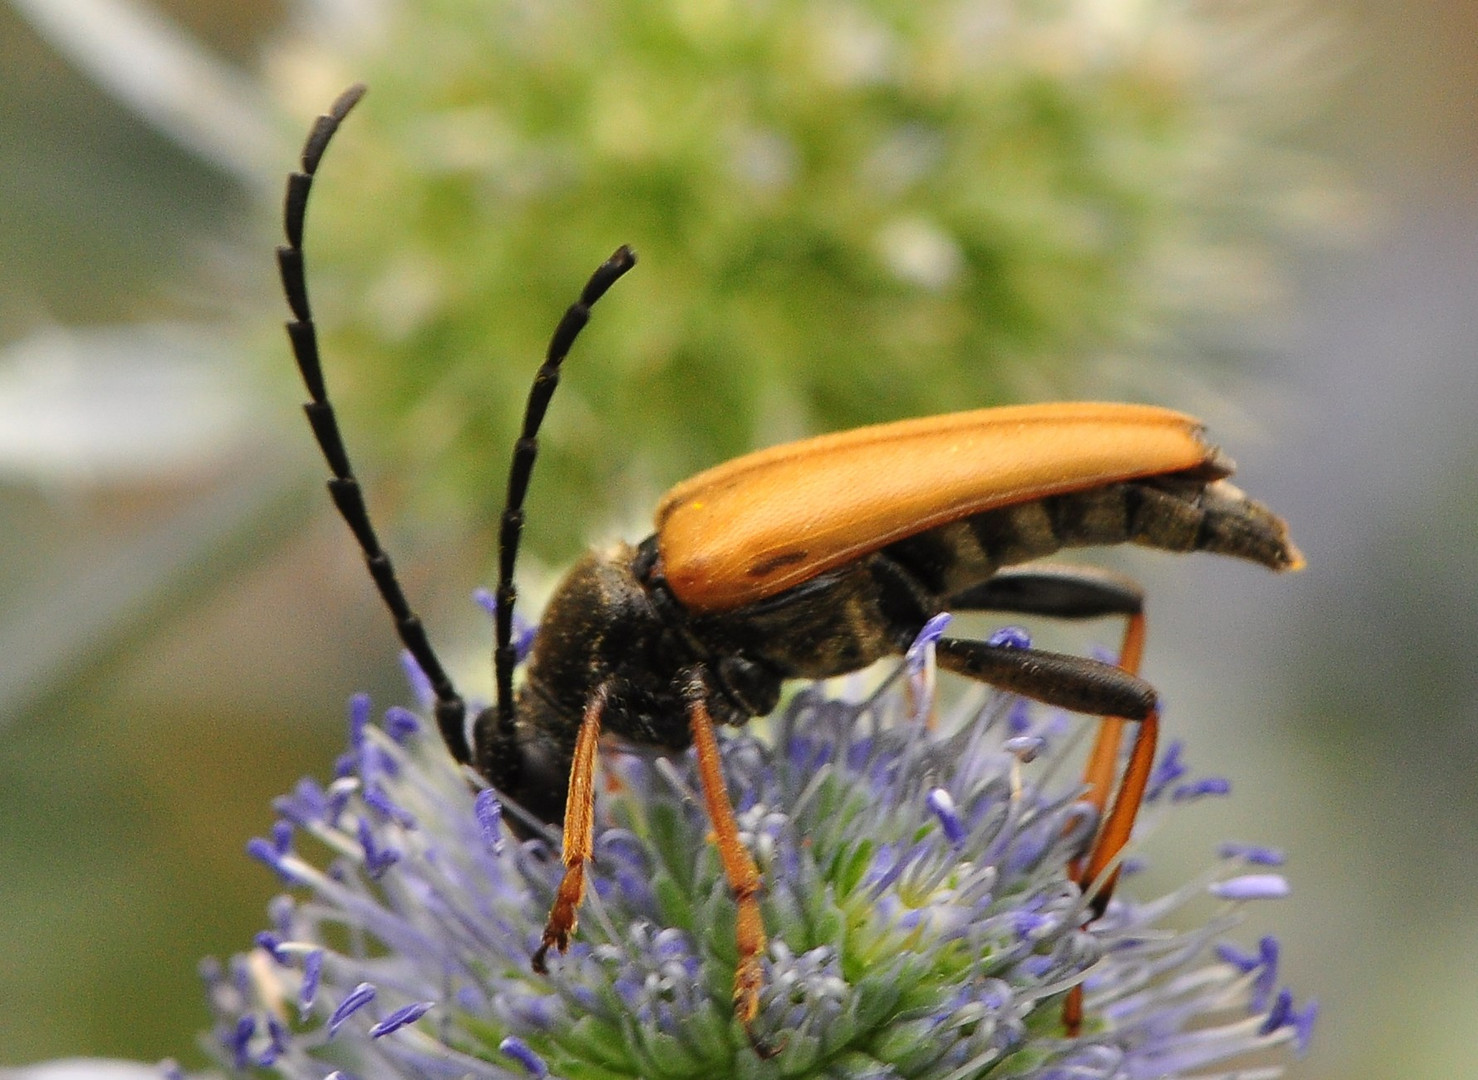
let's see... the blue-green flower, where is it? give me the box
[213,620,1313,1078]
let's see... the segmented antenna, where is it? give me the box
[276,84,472,766]
[494,246,638,729]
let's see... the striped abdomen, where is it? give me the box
[884,474,1303,602]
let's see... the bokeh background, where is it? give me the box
[0,0,1474,1076]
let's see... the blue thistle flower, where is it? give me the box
[212,620,1314,1078]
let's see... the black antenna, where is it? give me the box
[494,246,637,729]
[276,84,472,765]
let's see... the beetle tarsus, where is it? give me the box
[1063,984,1084,1037]
[531,876,578,974]
[745,1017,783,1060]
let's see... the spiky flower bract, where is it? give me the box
[269,0,1337,555]
[213,627,1314,1078]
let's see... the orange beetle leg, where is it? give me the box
[684,670,774,1056]
[1069,611,1147,876]
[1066,611,1149,1036]
[532,684,607,973]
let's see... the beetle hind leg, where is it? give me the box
[934,636,1156,720]
[945,563,1162,1035]
[931,627,1161,913]
[945,564,1151,861]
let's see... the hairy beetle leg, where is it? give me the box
[1073,609,1146,873]
[533,684,608,973]
[684,670,775,1056]
[938,564,1157,1037]
[1068,602,1150,1038]
[1063,702,1160,1035]
[949,563,1153,889]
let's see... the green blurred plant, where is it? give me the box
[267,0,1333,562]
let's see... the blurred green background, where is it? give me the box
[1,0,1475,1076]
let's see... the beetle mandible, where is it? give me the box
[277,86,1303,1050]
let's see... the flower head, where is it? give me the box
[210,619,1313,1078]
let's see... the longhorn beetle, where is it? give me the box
[278,85,1303,1050]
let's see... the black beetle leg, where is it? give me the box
[943,564,1157,1036]
[932,632,1160,911]
[948,563,1149,856]
[934,637,1156,721]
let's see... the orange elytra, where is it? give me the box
[656,402,1240,611]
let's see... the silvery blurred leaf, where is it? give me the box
[0,323,258,486]
[0,1060,190,1080]
[7,0,275,184]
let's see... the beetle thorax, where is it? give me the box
[516,544,702,755]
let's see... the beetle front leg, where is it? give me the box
[532,683,608,973]
[683,668,774,1056]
